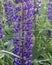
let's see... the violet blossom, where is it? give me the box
[3,0,33,65]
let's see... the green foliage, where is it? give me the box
[32,0,52,65]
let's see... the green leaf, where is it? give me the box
[0,59,4,65]
[0,53,4,59]
[4,55,13,65]
[4,40,14,51]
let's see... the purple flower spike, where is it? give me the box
[48,0,52,24]
[3,0,33,65]
[3,1,14,24]
[0,19,3,39]
[34,0,41,15]
[14,0,30,4]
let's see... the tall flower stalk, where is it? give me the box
[0,20,3,39]
[0,1,3,39]
[34,0,41,15]
[3,0,33,65]
[3,1,14,26]
[33,0,41,24]
[47,0,52,36]
[13,0,33,65]
[47,0,52,24]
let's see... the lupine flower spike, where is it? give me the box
[13,0,33,65]
[47,0,52,37]
[34,0,41,15]
[0,20,3,39]
[3,1,14,25]
[3,0,33,65]
[48,0,52,24]
[0,1,3,39]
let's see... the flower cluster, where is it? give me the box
[14,0,31,3]
[3,1,14,25]
[0,20,3,39]
[47,0,52,36]
[0,2,3,39]
[34,0,41,15]
[3,0,33,65]
[13,0,33,65]
[47,0,52,24]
